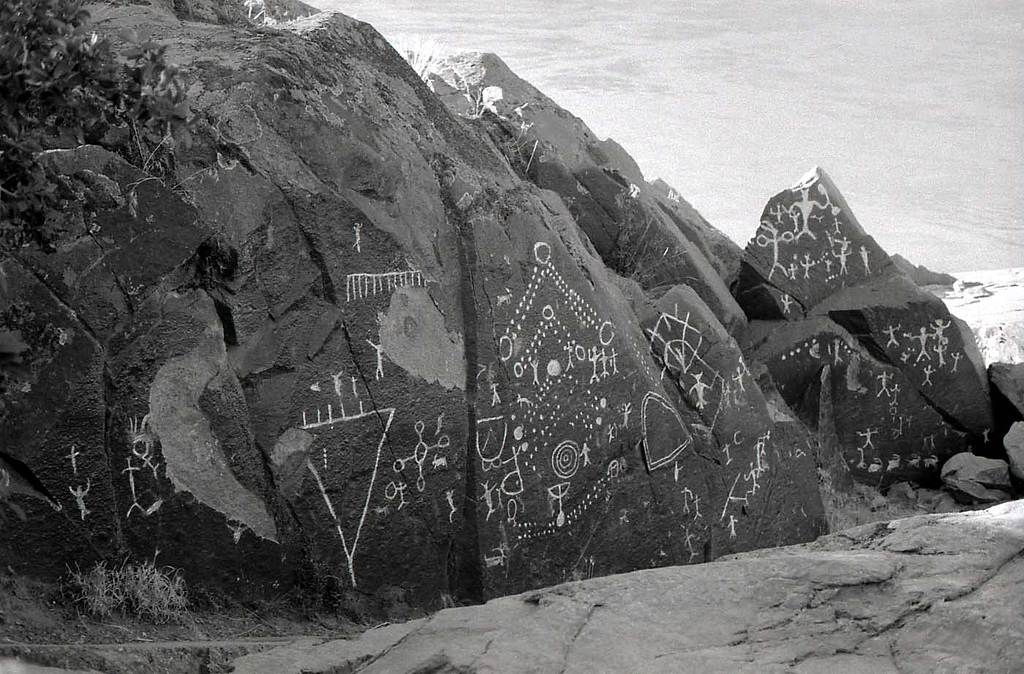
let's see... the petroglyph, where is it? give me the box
[345,270,424,302]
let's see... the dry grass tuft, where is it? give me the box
[65,558,188,623]
[390,35,449,81]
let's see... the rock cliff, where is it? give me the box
[0,3,826,612]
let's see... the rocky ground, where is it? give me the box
[2,500,1022,673]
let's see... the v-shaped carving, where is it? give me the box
[305,406,395,587]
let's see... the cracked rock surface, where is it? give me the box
[227,501,1024,674]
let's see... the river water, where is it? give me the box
[311,0,1023,272]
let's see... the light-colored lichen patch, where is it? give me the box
[379,286,465,390]
[148,298,278,541]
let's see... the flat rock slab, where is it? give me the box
[228,501,1024,674]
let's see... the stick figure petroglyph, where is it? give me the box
[69,480,90,520]
[755,219,795,281]
[904,327,931,363]
[68,445,80,475]
[352,222,362,253]
[876,370,896,398]
[859,246,870,273]
[922,365,935,386]
[780,293,794,314]
[884,324,901,348]
[857,427,878,450]
[951,352,962,372]
[491,383,501,406]
[620,402,633,428]
[366,339,385,380]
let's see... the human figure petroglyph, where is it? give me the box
[68,445,80,475]
[69,480,90,520]
[922,365,935,386]
[903,327,931,363]
[832,235,852,275]
[123,456,162,518]
[490,383,501,407]
[932,340,948,367]
[688,372,713,410]
[800,254,816,278]
[876,370,896,398]
[884,324,901,348]
[859,246,870,273]
[727,514,738,538]
[755,219,795,281]
[788,181,839,242]
[929,318,952,344]
[365,339,385,380]
[951,351,962,372]
[857,427,878,450]
[352,222,362,253]
[780,293,794,314]
[620,402,633,428]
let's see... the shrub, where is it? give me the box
[0,0,192,253]
[65,558,189,623]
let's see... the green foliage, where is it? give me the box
[0,0,192,253]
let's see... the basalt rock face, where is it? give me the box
[422,51,747,337]
[735,168,994,488]
[0,6,825,610]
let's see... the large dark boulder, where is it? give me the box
[0,5,826,612]
[735,168,994,488]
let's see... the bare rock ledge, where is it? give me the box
[225,500,1024,674]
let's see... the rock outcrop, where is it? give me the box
[224,500,1024,674]
[940,452,1013,504]
[891,253,957,287]
[420,51,747,336]
[736,168,993,487]
[0,4,826,610]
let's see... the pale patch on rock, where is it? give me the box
[379,286,465,390]
[148,294,277,541]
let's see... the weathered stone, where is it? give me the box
[744,317,967,486]
[225,502,1024,674]
[891,253,957,287]
[1002,423,1024,481]
[423,50,747,337]
[942,452,1013,504]
[990,362,1024,417]
[735,169,994,490]
[0,4,825,611]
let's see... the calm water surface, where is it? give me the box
[312,0,1023,272]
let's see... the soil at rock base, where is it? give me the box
[0,569,362,647]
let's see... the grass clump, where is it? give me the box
[65,558,189,623]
